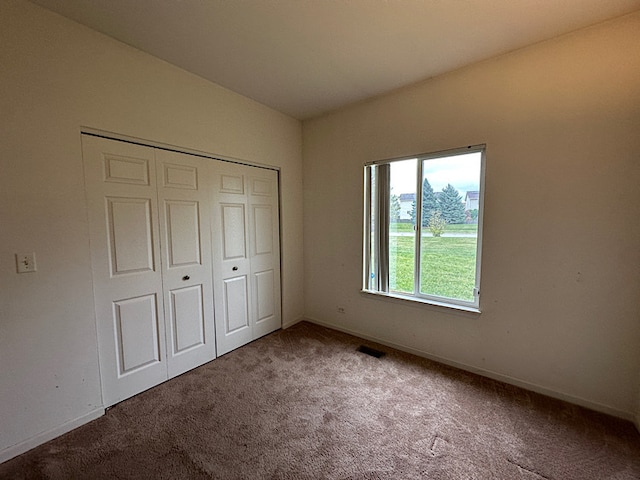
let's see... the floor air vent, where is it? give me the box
[356,345,385,358]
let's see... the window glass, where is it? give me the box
[389,159,416,294]
[419,153,481,302]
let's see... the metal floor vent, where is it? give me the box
[356,345,385,358]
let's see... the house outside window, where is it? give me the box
[398,193,416,221]
[363,145,486,312]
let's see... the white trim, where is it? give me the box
[473,147,487,306]
[361,289,481,314]
[282,316,305,330]
[413,159,423,295]
[362,167,372,290]
[0,408,104,464]
[366,144,486,166]
[80,127,279,172]
[302,316,636,422]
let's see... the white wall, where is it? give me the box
[0,0,303,458]
[303,12,640,419]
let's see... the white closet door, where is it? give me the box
[213,163,281,355]
[83,135,167,407]
[155,150,216,378]
[248,169,281,339]
[85,135,282,401]
[212,163,253,355]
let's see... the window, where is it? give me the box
[363,145,485,311]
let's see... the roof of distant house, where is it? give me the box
[465,191,479,200]
[399,193,416,202]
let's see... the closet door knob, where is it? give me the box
[232,266,238,271]
[182,275,190,281]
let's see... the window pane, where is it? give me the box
[389,159,416,294]
[367,166,377,290]
[419,152,481,302]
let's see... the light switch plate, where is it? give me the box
[16,253,37,273]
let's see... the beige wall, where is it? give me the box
[0,0,303,457]
[303,12,640,419]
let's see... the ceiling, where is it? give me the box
[30,0,640,120]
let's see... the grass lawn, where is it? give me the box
[390,222,478,234]
[389,234,477,302]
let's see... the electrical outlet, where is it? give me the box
[16,253,37,273]
[337,307,345,314]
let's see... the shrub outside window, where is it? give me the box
[363,145,485,312]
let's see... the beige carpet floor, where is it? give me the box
[2,321,639,479]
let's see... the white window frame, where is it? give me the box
[362,145,486,313]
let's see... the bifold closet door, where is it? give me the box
[83,136,216,407]
[212,162,281,356]
[83,136,167,407]
[155,149,216,379]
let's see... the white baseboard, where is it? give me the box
[282,316,305,330]
[0,408,104,464]
[303,316,636,423]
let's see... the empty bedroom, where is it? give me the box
[1,0,639,478]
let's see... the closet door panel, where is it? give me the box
[213,165,253,355]
[222,204,247,260]
[224,276,250,333]
[83,135,167,407]
[169,285,205,352]
[213,163,281,354]
[255,269,275,322]
[156,150,216,378]
[114,294,162,374]
[107,197,155,274]
[248,169,282,338]
[165,200,201,267]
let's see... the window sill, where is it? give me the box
[360,289,481,314]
